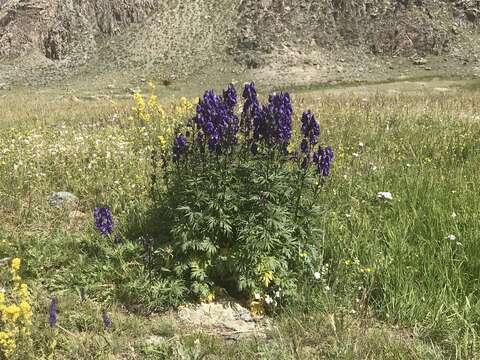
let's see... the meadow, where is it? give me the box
[0,82,479,359]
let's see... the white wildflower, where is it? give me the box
[254,293,261,300]
[265,295,273,305]
[446,234,456,242]
[377,192,393,200]
[314,272,321,280]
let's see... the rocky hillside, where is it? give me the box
[0,0,479,86]
[235,0,480,68]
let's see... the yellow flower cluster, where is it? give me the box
[129,87,197,154]
[0,258,33,358]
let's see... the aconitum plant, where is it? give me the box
[93,207,114,236]
[163,82,333,306]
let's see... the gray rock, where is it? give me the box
[128,87,141,94]
[413,58,428,65]
[49,192,79,207]
[144,335,166,346]
[177,301,268,338]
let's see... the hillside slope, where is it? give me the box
[0,0,479,87]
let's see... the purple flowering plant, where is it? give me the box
[159,82,333,302]
[93,207,114,236]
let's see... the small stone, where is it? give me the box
[413,58,427,65]
[49,192,79,207]
[128,87,141,94]
[144,335,166,346]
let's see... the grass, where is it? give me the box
[0,84,479,359]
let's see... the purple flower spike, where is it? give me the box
[93,207,114,236]
[223,83,237,111]
[301,111,320,146]
[313,146,334,177]
[173,134,188,160]
[102,310,112,330]
[49,297,57,328]
[191,86,239,153]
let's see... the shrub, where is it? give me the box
[153,83,333,307]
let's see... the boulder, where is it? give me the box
[48,192,78,207]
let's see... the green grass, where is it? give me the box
[0,88,479,358]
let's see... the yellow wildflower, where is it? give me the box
[11,258,20,272]
[133,93,145,111]
[19,301,32,323]
[2,304,21,322]
[260,271,274,287]
[18,284,29,299]
[200,292,215,304]
[147,95,157,108]
[158,136,166,147]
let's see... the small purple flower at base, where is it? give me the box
[301,111,320,145]
[102,310,112,330]
[173,134,188,160]
[93,207,114,236]
[113,235,122,246]
[300,139,309,154]
[313,146,334,176]
[49,297,57,327]
[204,122,214,135]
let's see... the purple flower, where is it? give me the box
[102,310,112,330]
[301,111,320,146]
[223,83,237,111]
[300,139,309,154]
[313,146,334,176]
[242,82,259,115]
[243,86,293,148]
[193,86,239,152]
[205,122,214,135]
[93,207,114,236]
[173,134,188,160]
[49,297,57,327]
